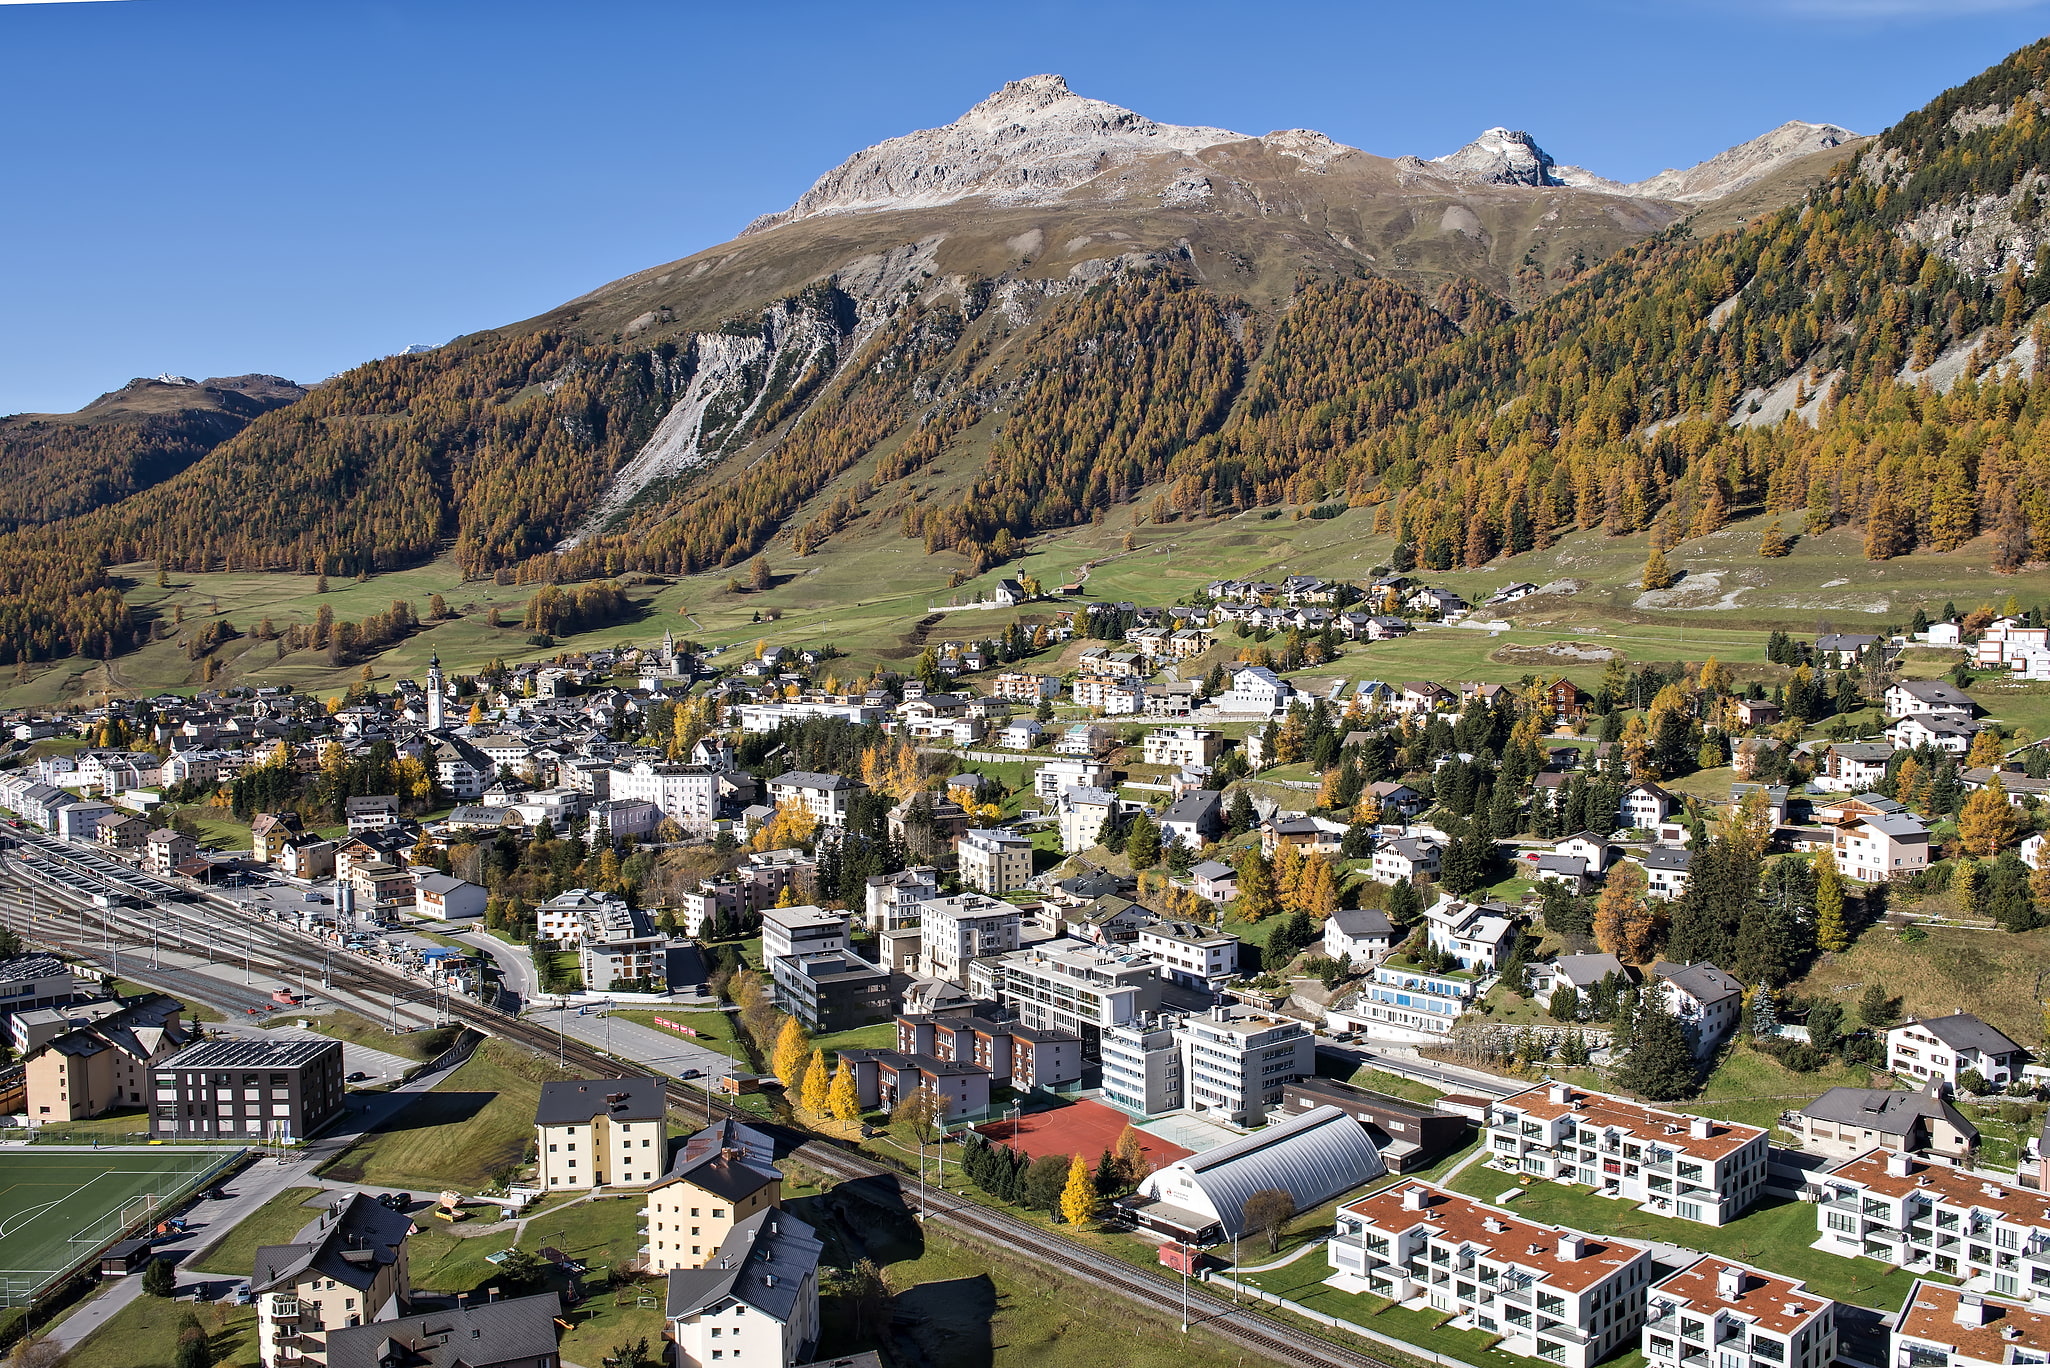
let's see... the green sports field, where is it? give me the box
[0,1150,228,1300]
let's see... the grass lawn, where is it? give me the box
[1344,1066,1449,1107]
[776,1161,1256,1368]
[320,1038,583,1192]
[1238,1255,1529,1368]
[191,1186,325,1275]
[1791,923,2050,1053]
[52,1293,259,1368]
[812,1021,900,1056]
[1682,1043,1875,1134]
[1446,1164,1918,1310]
[300,1009,461,1062]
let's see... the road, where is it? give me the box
[449,927,539,1010]
[1315,1042,1520,1097]
[527,1002,744,1088]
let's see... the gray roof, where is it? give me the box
[1654,960,1741,1007]
[1891,679,1971,707]
[1157,1104,1386,1240]
[770,770,857,791]
[0,953,67,983]
[322,1292,563,1368]
[1328,907,1393,938]
[1858,812,1930,839]
[161,1036,338,1071]
[665,1209,822,1324]
[1546,953,1627,990]
[1800,1084,1977,1142]
[657,1117,782,1202]
[1637,848,1692,872]
[533,1076,666,1126]
[253,1192,414,1293]
[1190,860,1236,881]
[1830,743,1896,763]
[1909,1014,2028,1058]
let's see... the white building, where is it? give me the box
[1033,755,1113,802]
[1813,1149,2050,1298]
[918,893,1022,984]
[664,1210,821,1368]
[534,1077,668,1190]
[536,888,632,945]
[1058,786,1119,854]
[1651,960,1742,1059]
[862,866,936,932]
[1834,810,1930,883]
[1323,907,1394,969]
[1134,919,1240,990]
[1642,1260,1835,1368]
[765,771,859,828]
[982,937,1162,1046]
[1221,666,1292,715]
[1885,679,1976,720]
[607,761,720,833]
[1483,1082,1769,1227]
[1887,1015,2029,1092]
[760,905,848,966]
[957,828,1033,895]
[1328,1183,1652,1368]
[1371,836,1440,885]
[1142,727,1222,768]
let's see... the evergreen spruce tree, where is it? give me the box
[1617,993,1699,1101]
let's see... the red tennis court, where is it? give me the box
[974,1098,1192,1167]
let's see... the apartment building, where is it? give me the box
[1328,1183,1654,1368]
[1142,727,1222,768]
[1172,1004,1314,1126]
[760,905,848,966]
[918,893,1021,983]
[766,771,859,828]
[1793,1082,1980,1162]
[1835,810,1931,883]
[1484,1083,1769,1227]
[151,1035,342,1142]
[1812,1149,2050,1299]
[980,938,1163,1050]
[1330,958,1482,1039]
[1098,1005,1310,1123]
[896,1013,1084,1093]
[607,760,721,833]
[861,865,937,931]
[770,950,891,1033]
[1132,919,1239,990]
[320,1294,562,1368]
[253,1192,414,1368]
[644,1119,782,1274]
[1033,755,1113,801]
[1642,1260,1835,1368]
[1651,961,1742,1059]
[0,952,76,1017]
[533,1078,667,1190]
[28,993,190,1122]
[1893,1281,2050,1368]
[580,926,668,994]
[1058,786,1119,854]
[957,828,1033,895]
[1888,1015,2030,1092]
[664,1210,821,1368]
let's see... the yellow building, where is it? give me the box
[533,1077,667,1190]
[644,1118,782,1273]
[25,994,189,1121]
[253,1192,413,1368]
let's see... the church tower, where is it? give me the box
[425,651,445,731]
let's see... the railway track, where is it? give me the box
[2,848,1387,1367]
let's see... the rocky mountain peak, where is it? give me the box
[744,74,1246,233]
[1432,127,1563,187]
[1625,120,1862,202]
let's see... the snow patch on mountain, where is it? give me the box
[745,75,1243,232]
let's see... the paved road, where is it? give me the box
[39,1051,472,1353]
[529,1004,742,1090]
[450,928,538,1010]
[1316,1042,1520,1097]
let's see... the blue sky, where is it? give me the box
[2,0,2048,414]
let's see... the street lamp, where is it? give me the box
[1179,1239,1191,1332]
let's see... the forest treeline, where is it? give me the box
[5,41,2050,664]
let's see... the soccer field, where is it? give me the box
[0,1150,229,1301]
